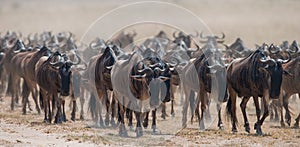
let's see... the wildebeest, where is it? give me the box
[226,48,291,135]
[36,50,81,123]
[277,56,300,128]
[111,51,172,137]
[181,47,227,130]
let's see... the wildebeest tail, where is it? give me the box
[88,92,97,120]
[189,91,195,124]
[6,74,12,96]
[39,90,44,110]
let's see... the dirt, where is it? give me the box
[1,0,300,146]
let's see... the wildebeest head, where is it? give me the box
[200,32,225,48]
[50,52,81,96]
[131,57,171,108]
[256,49,291,99]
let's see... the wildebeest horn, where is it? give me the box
[277,51,291,64]
[158,76,170,81]
[215,32,225,39]
[132,30,137,37]
[268,44,280,54]
[76,62,88,71]
[200,31,208,39]
[69,53,82,65]
[289,40,299,53]
[189,31,199,38]
[131,74,147,79]
[258,57,276,67]
[149,62,162,68]
[173,31,179,38]
[154,66,166,72]
[207,64,225,70]
[187,44,200,52]
[167,58,180,67]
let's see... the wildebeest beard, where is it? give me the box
[149,78,168,108]
[59,63,72,96]
[269,62,283,99]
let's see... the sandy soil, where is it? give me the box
[1,0,300,146]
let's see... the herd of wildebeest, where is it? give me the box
[0,30,299,137]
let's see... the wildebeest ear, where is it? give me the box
[283,70,293,76]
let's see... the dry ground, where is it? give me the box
[1,0,300,146]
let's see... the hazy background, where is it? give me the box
[0,0,299,48]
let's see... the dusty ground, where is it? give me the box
[1,0,300,146]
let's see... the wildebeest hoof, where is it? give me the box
[293,123,299,129]
[143,120,148,129]
[171,112,175,117]
[218,124,225,130]
[232,127,238,133]
[136,127,143,138]
[182,123,187,128]
[280,121,285,127]
[111,120,118,128]
[129,125,134,131]
[244,125,250,133]
[80,115,85,120]
[105,118,110,127]
[255,124,263,135]
[286,119,291,126]
[199,121,205,130]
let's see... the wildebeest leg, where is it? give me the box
[253,96,261,126]
[42,91,49,123]
[118,102,128,137]
[255,94,270,135]
[161,102,167,119]
[62,99,67,122]
[54,94,63,124]
[103,89,110,127]
[226,86,237,133]
[152,109,159,133]
[47,94,52,123]
[182,87,190,128]
[110,94,117,128]
[126,107,133,130]
[31,85,40,114]
[198,91,206,130]
[96,90,105,128]
[143,112,149,129]
[79,87,85,120]
[171,97,175,117]
[70,94,76,121]
[293,113,300,128]
[217,103,224,130]
[204,96,212,121]
[135,111,143,137]
[170,85,176,117]
[240,97,250,133]
[283,93,292,126]
[21,81,30,115]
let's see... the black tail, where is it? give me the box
[6,74,12,96]
[226,96,233,122]
[88,92,97,120]
[39,90,44,110]
[189,91,195,124]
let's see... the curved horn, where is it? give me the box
[207,64,225,70]
[200,31,207,39]
[258,57,276,67]
[277,51,291,64]
[289,40,299,53]
[173,31,179,38]
[70,54,82,65]
[268,44,280,54]
[77,62,88,71]
[186,44,200,52]
[189,31,199,38]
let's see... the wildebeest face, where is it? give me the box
[268,62,284,99]
[59,62,72,96]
